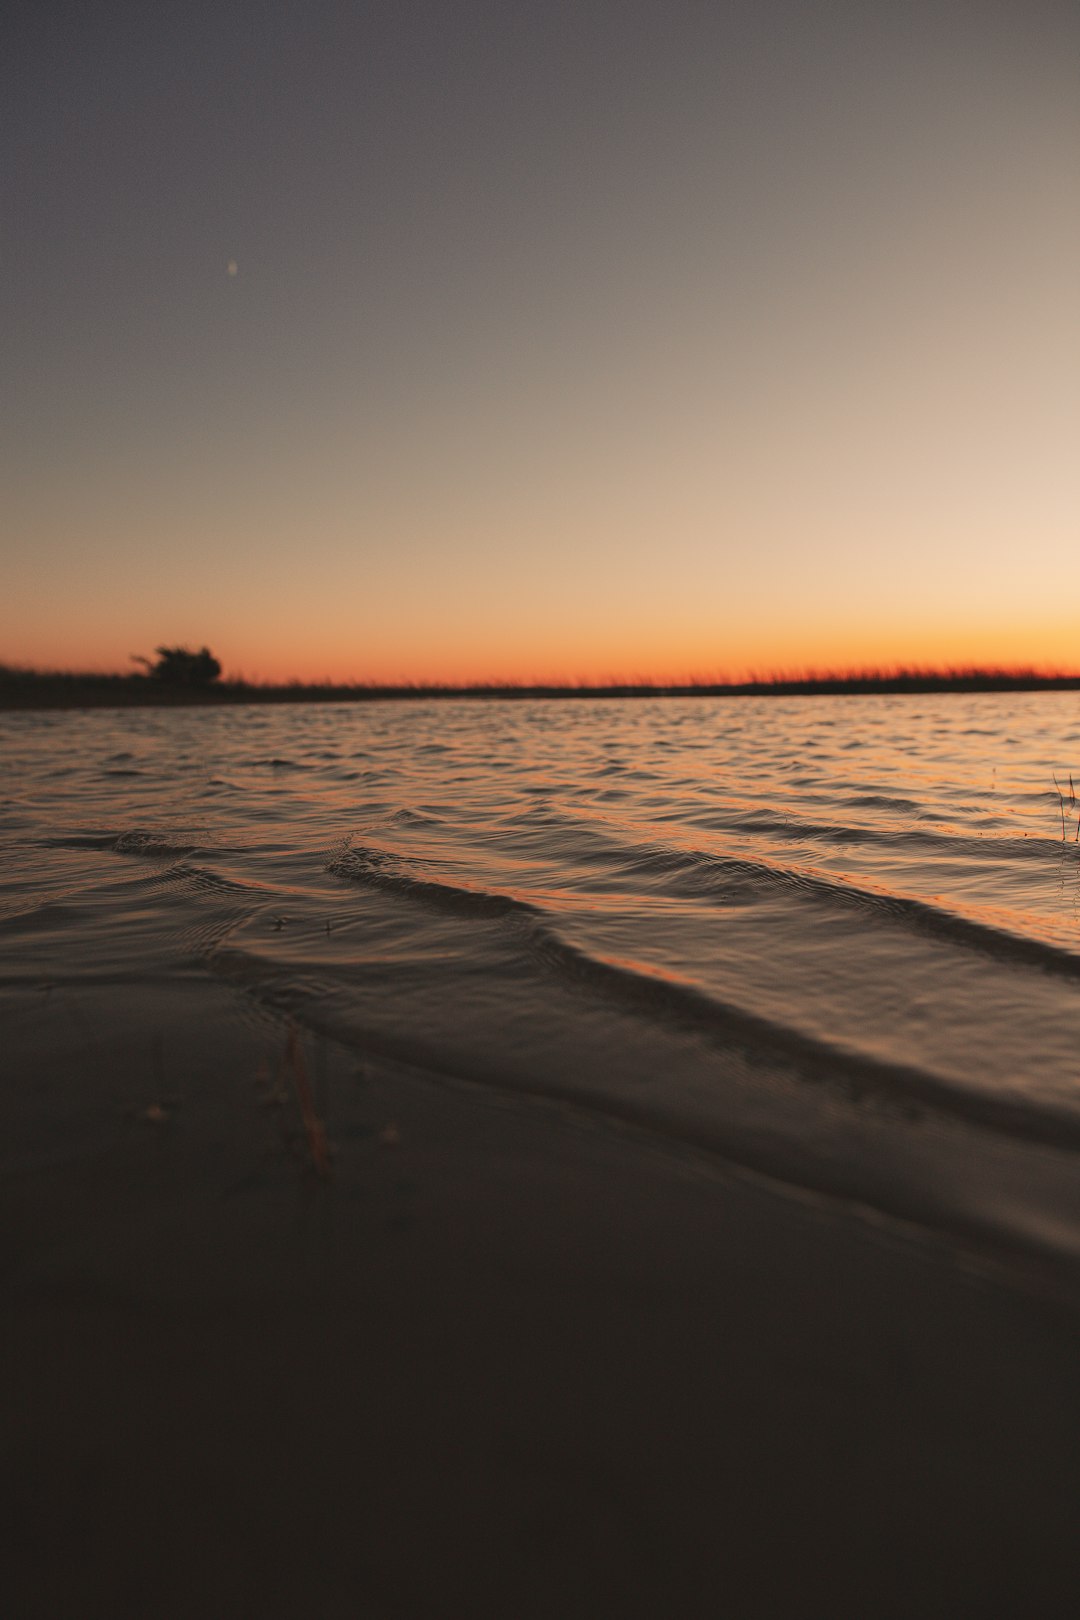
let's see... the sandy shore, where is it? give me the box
[5,980,1080,1617]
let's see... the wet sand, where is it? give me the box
[5,982,1080,1618]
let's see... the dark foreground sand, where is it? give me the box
[5,981,1080,1618]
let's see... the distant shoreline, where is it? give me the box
[3,668,1080,710]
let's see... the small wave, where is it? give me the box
[327,844,538,921]
[112,831,199,858]
[158,862,260,899]
[725,807,883,843]
[520,920,1080,1151]
[383,807,446,828]
[325,826,1079,983]
[841,794,921,813]
[40,830,199,859]
[612,841,1080,981]
[688,805,1050,860]
[40,833,123,851]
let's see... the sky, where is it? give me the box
[4,0,1078,683]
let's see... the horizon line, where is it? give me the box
[3,656,1080,684]
[3,660,1080,709]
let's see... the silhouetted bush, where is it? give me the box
[135,646,223,685]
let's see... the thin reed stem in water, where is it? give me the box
[1053,774,1068,840]
[286,1022,331,1177]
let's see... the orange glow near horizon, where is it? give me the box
[11,614,1079,689]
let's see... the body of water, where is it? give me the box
[4,693,1080,1281]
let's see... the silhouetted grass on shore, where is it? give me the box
[2,662,1078,710]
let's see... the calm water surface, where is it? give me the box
[5,694,1080,1273]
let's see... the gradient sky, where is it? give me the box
[5,0,1078,682]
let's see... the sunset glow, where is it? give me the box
[5,2,1078,683]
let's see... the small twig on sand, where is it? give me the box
[286,1021,331,1177]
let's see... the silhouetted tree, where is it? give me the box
[132,645,223,685]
